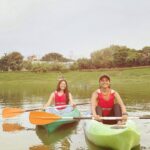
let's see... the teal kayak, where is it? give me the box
[36,122,77,145]
[84,120,140,150]
[44,107,80,133]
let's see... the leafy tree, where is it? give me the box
[8,52,24,71]
[141,47,150,65]
[41,52,71,62]
[22,61,32,71]
[70,62,78,70]
[76,58,93,69]
[0,52,23,71]
[0,54,9,71]
[113,47,129,67]
[90,50,104,68]
[142,46,150,54]
[136,47,150,66]
[91,45,121,68]
[126,49,139,66]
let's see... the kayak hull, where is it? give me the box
[84,120,140,150]
[44,108,80,133]
[36,122,77,145]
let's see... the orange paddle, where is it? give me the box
[2,107,40,118]
[29,111,62,125]
[29,111,150,125]
[29,111,92,125]
[2,102,90,118]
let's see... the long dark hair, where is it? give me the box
[56,79,69,104]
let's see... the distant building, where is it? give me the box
[31,60,74,68]
[27,55,38,61]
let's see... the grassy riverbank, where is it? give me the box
[0,67,150,104]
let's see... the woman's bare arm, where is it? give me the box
[43,92,54,108]
[68,93,76,106]
[115,91,127,114]
[91,90,99,117]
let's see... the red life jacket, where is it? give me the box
[54,91,67,109]
[97,89,115,116]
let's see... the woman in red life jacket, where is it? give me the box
[44,79,76,110]
[91,75,128,125]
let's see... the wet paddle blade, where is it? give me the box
[2,107,24,118]
[29,111,61,125]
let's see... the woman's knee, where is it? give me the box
[114,103,121,110]
[113,103,122,116]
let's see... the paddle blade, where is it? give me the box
[29,111,61,125]
[3,123,25,132]
[2,107,24,118]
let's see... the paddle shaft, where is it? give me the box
[16,102,90,111]
[38,116,123,120]
[25,102,90,111]
[47,102,90,109]
[32,116,150,120]
[32,116,122,120]
[73,116,150,120]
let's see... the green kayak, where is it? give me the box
[44,107,80,133]
[84,120,140,150]
[36,122,77,145]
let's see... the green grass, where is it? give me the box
[0,67,150,104]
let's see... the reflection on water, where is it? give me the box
[127,103,150,112]
[0,102,150,150]
[33,122,78,150]
[0,87,150,150]
[35,122,78,145]
[29,145,49,150]
[2,123,25,132]
[2,122,35,132]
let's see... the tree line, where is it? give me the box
[76,45,150,69]
[0,45,150,72]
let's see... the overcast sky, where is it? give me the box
[0,0,150,59]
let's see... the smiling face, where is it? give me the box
[99,77,110,88]
[56,79,69,103]
[57,80,68,91]
[59,81,67,90]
